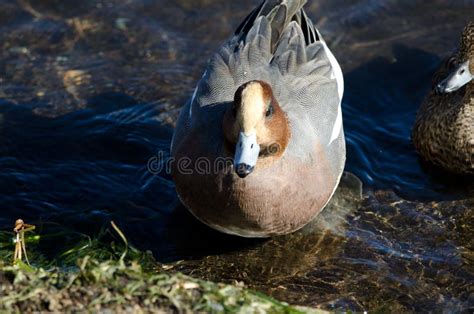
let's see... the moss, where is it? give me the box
[0,257,326,313]
[0,224,326,313]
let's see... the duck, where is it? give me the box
[413,22,473,175]
[171,0,346,237]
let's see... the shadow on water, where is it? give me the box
[0,95,261,261]
[0,94,164,233]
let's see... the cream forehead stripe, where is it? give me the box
[239,83,266,135]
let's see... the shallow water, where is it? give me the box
[0,0,473,312]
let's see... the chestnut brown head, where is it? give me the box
[223,80,290,178]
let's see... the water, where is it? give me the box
[0,0,473,312]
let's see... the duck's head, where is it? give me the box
[223,80,290,178]
[437,23,474,93]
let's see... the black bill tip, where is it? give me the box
[235,163,254,178]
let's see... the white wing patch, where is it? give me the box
[320,40,344,100]
[319,37,344,145]
[189,84,199,118]
[188,70,207,119]
[329,104,342,144]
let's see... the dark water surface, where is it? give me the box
[0,0,473,312]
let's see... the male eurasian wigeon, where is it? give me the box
[171,0,346,237]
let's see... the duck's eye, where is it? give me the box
[266,104,274,118]
[460,69,465,75]
[448,57,457,69]
[269,143,280,154]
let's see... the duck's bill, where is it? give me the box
[234,132,260,178]
[437,60,473,93]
